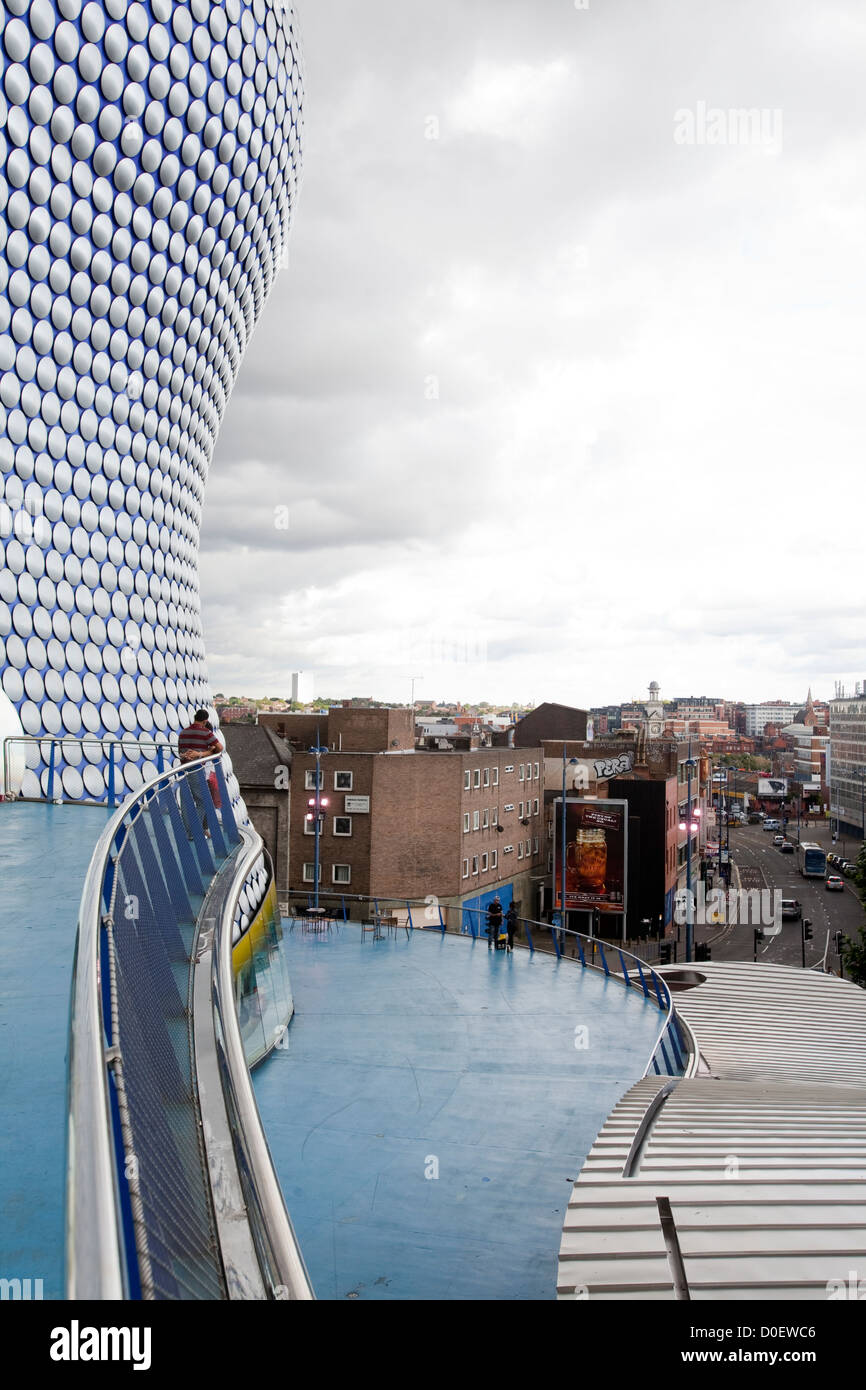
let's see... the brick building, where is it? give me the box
[276,709,546,923]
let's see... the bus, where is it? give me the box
[797,841,826,878]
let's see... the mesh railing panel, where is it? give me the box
[109,767,231,1300]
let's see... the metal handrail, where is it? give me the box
[215,833,314,1299]
[3,733,183,807]
[66,750,289,1300]
[66,755,200,1298]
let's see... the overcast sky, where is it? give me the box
[201,0,866,709]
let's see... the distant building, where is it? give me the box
[291,671,314,705]
[512,702,588,747]
[829,696,866,837]
[744,702,799,737]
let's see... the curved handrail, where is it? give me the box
[66,756,200,1297]
[66,751,280,1300]
[214,833,314,1299]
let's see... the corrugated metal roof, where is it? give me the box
[557,963,866,1300]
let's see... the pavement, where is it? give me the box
[689,820,864,972]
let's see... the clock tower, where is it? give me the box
[646,681,665,738]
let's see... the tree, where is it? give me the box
[840,843,866,988]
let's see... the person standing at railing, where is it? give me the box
[486,896,503,951]
[505,902,517,953]
[178,710,224,837]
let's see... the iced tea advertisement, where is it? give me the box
[553,799,628,915]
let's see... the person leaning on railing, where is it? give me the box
[178,709,224,838]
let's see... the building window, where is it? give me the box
[473,768,481,788]
[483,767,490,787]
[533,798,539,815]
[473,810,480,830]
[334,770,353,791]
[492,807,498,825]
[533,836,539,853]
[519,764,525,781]
[472,855,479,875]
[303,813,324,835]
[525,838,531,856]
[334,816,352,836]
[332,864,351,884]
[491,849,498,869]
[518,800,524,818]
[481,852,488,871]
[534,762,539,780]
[464,770,471,790]
[518,842,524,859]
[463,812,470,833]
[462,858,469,879]
[302,863,322,882]
[504,803,514,813]
[482,808,489,828]
[493,768,500,785]
[304,769,323,790]
[503,845,513,855]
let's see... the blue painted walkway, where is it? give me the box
[0,802,109,1299]
[254,925,662,1300]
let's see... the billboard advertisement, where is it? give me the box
[553,799,628,915]
[758,778,788,798]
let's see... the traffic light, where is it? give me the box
[835,930,844,955]
[803,919,813,941]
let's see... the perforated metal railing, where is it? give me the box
[67,755,312,1301]
[280,890,694,1080]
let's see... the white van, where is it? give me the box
[763,818,781,832]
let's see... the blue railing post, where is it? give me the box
[550,924,562,959]
[598,942,611,977]
[156,744,164,775]
[47,740,57,802]
[405,900,413,931]
[576,937,586,967]
[341,896,347,921]
[107,741,116,809]
[635,960,651,999]
[618,951,631,987]
[525,920,535,954]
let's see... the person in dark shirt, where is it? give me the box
[486,896,503,950]
[505,902,518,952]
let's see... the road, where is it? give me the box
[693,823,864,972]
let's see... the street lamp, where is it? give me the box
[306,733,328,909]
[560,746,581,943]
[678,738,698,962]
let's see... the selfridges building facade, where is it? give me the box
[0,0,302,805]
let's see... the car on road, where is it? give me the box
[764,819,781,832]
[827,853,839,866]
[778,841,794,853]
[844,861,859,878]
[781,899,802,920]
[773,834,786,846]
[826,875,845,891]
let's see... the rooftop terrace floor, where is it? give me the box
[0,801,109,1298]
[254,924,663,1301]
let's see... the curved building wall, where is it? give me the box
[0,0,303,807]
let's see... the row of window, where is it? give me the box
[304,815,353,836]
[462,799,540,832]
[462,837,540,877]
[302,863,351,883]
[463,762,540,791]
[304,770,355,791]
